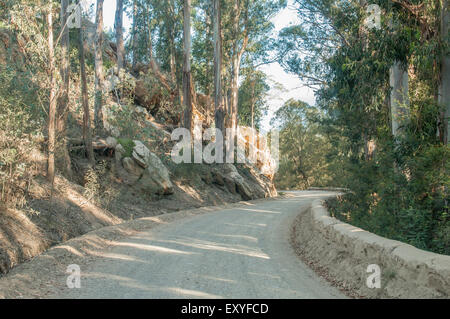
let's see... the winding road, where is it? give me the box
[55,191,345,299]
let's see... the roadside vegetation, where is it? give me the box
[273,0,449,254]
[0,0,283,274]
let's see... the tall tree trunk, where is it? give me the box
[183,0,192,131]
[58,0,70,133]
[440,0,450,144]
[94,0,104,132]
[58,0,72,178]
[360,0,374,161]
[132,0,139,69]
[168,0,177,85]
[250,75,255,130]
[229,1,249,131]
[79,22,95,166]
[147,7,153,63]
[169,39,177,84]
[115,0,124,72]
[390,61,410,137]
[47,3,57,186]
[229,0,240,131]
[146,4,153,62]
[213,0,224,135]
[230,55,239,129]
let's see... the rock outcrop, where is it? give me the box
[114,139,174,195]
[212,164,276,200]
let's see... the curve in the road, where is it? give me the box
[55,191,346,299]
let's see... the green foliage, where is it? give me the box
[0,49,42,207]
[277,0,449,254]
[83,160,119,209]
[106,103,135,137]
[117,138,136,158]
[271,99,332,190]
[238,67,270,129]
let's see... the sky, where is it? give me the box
[85,0,315,132]
[258,1,316,132]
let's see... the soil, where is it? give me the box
[0,157,255,278]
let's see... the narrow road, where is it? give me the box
[55,191,345,299]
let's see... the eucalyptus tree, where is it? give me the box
[222,0,286,130]
[149,0,183,85]
[183,0,193,131]
[94,0,104,131]
[47,1,56,185]
[270,99,331,190]
[115,0,125,72]
[213,0,224,134]
[276,0,450,253]
[440,0,449,144]
[238,66,270,130]
[78,12,94,166]
[58,0,72,178]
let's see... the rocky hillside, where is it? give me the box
[0,28,277,275]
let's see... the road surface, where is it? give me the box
[55,191,346,299]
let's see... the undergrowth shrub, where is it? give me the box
[83,160,119,210]
[328,142,449,255]
[0,65,42,208]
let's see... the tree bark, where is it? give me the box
[440,0,450,144]
[47,3,57,186]
[250,74,255,130]
[94,0,104,132]
[58,0,70,133]
[79,22,95,166]
[183,0,192,132]
[229,0,240,131]
[115,0,124,72]
[229,0,249,131]
[58,0,72,178]
[390,61,410,137]
[168,0,177,85]
[146,4,153,61]
[213,0,224,135]
[132,0,139,69]
[360,0,375,161]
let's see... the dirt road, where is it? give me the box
[53,191,345,298]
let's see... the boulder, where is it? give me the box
[115,143,126,162]
[106,136,118,148]
[214,164,254,200]
[132,140,151,168]
[223,176,237,194]
[212,170,225,186]
[239,164,271,199]
[113,140,174,195]
[138,151,174,195]
[134,106,147,115]
[131,141,174,195]
[122,157,144,177]
[200,170,213,185]
[114,145,140,184]
[104,74,120,93]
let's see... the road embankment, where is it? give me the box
[291,199,450,298]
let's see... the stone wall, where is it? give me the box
[292,199,450,298]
